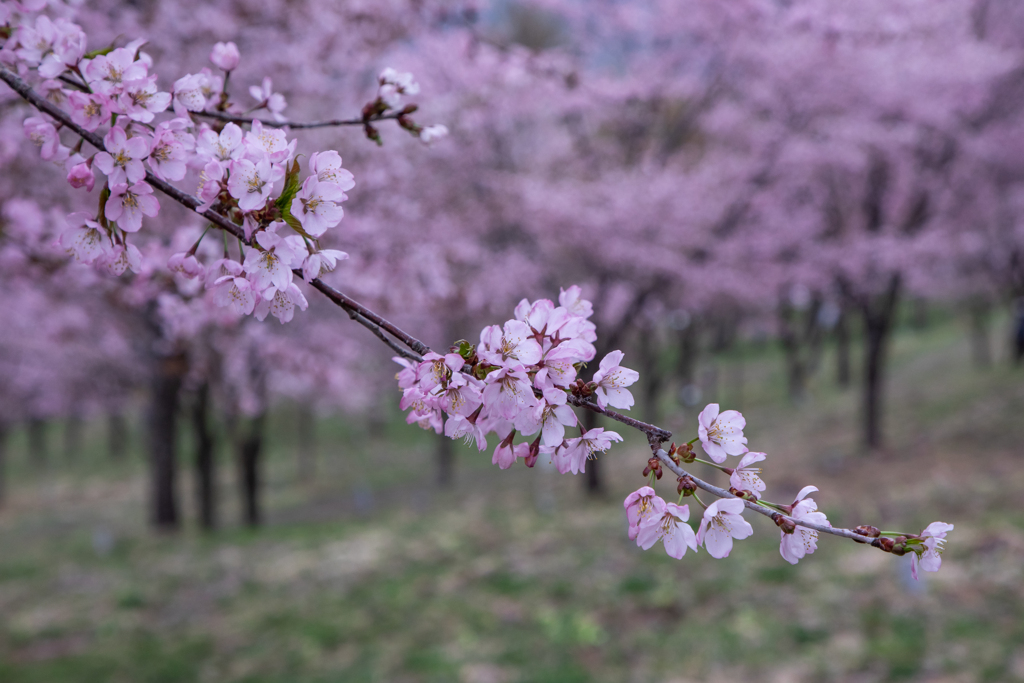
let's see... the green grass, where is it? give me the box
[0,312,1023,682]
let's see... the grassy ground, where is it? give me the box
[0,314,1022,682]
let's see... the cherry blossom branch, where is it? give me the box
[653,449,887,548]
[192,109,404,130]
[567,395,672,442]
[0,65,431,362]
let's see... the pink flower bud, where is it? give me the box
[66,162,95,191]
[210,41,240,71]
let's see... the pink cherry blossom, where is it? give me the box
[196,122,244,164]
[211,275,257,316]
[514,386,576,447]
[559,285,594,319]
[482,364,537,420]
[308,151,355,189]
[479,319,543,368]
[697,498,753,559]
[104,182,159,233]
[420,124,448,145]
[243,119,294,164]
[172,72,208,116]
[210,41,240,71]
[167,252,203,279]
[99,242,142,276]
[254,283,308,323]
[562,427,623,474]
[65,160,95,191]
[491,432,528,469]
[301,249,348,283]
[93,126,149,186]
[780,488,830,565]
[697,403,749,463]
[249,77,287,121]
[228,157,280,212]
[911,521,954,580]
[729,451,766,498]
[378,67,419,109]
[592,350,639,410]
[67,91,111,132]
[59,212,109,264]
[84,47,147,95]
[23,116,63,160]
[445,412,488,451]
[624,486,667,540]
[148,124,190,182]
[637,503,698,559]
[291,176,348,237]
[118,76,171,123]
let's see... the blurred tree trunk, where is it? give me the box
[237,413,266,527]
[852,274,901,451]
[149,352,186,530]
[637,324,664,425]
[297,405,316,482]
[108,412,128,460]
[192,382,216,531]
[674,321,699,386]
[1014,299,1024,365]
[968,300,992,369]
[27,417,46,468]
[778,295,824,403]
[436,427,454,488]
[835,308,852,388]
[63,412,83,461]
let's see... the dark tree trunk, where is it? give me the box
[835,308,852,389]
[968,301,992,369]
[582,409,604,496]
[436,428,454,488]
[1015,300,1024,365]
[192,382,216,531]
[637,326,663,425]
[237,413,266,527]
[108,412,128,460]
[63,413,83,461]
[297,405,316,482]
[149,352,186,530]
[27,417,47,468]
[675,322,699,386]
[856,275,901,451]
[778,296,824,403]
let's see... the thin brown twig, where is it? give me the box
[192,109,404,130]
[653,449,888,548]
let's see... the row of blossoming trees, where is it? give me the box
[3,0,1023,570]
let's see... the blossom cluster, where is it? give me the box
[623,403,953,576]
[395,286,637,473]
[2,6,444,323]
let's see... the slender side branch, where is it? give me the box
[653,449,882,546]
[567,395,672,442]
[193,109,404,130]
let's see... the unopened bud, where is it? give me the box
[878,537,895,552]
[729,486,757,502]
[642,457,663,480]
[584,381,598,395]
[775,515,796,534]
[891,544,907,556]
[676,443,695,464]
[677,475,696,496]
[400,104,419,115]
[853,525,881,538]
